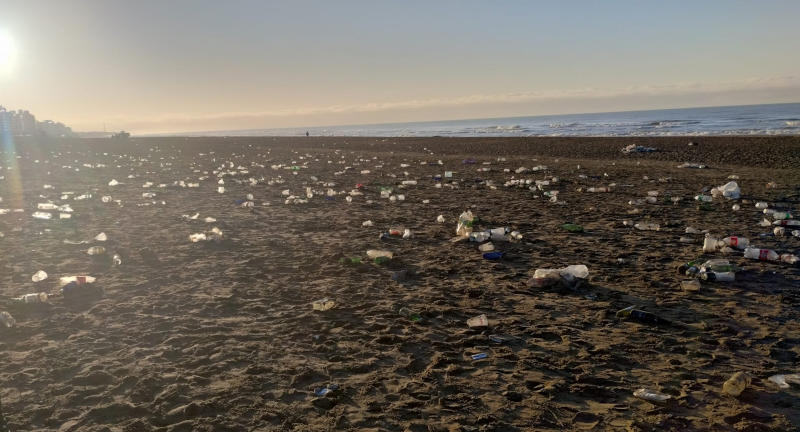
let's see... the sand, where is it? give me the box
[1,136,799,431]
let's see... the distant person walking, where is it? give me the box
[305,131,309,137]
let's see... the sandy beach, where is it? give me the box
[1,136,800,431]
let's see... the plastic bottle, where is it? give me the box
[15,293,48,303]
[680,280,701,292]
[699,259,737,273]
[743,247,779,261]
[694,195,713,202]
[87,246,106,256]
[719,236,749,250]
[366,250,393,260]
[489,227,509,240]
[456,210,475,236]
[772,211,793,220]
[312,298,335,311]
[616,306,665,324]
[722,372,750,397]
[633,388,671,403]
[586,187,610,193]
[702,236,719,253]
[634,223,660,231]
[469,231,491,242]
[478,242,495,252]
[467,314,489,327]
[755,202,768,209]
[0,311,16,328]
[773,220,800,227]
[700,272,735,282]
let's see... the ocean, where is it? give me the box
[158,103,800,137]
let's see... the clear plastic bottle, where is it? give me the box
[702,236,718,252]
[366,250,393,260]
[755,202,769,209]
[0,311,16,328]
[694,195,713,202]
[87,246,106,256]
[700,272,735,282]
[773,220,800,227]
[634,223,660,231]
[16,292,48,303]
[719,236,749,249]
[772,211,793,220]
[743,247,779,261]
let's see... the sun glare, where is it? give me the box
[0,31,17,74]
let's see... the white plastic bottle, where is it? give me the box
[743,247,779,261]
[719,236,749,250]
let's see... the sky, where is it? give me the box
[1,0,799,134]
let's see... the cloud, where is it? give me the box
[96,76,800,133]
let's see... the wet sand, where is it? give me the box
[1,136,800,431]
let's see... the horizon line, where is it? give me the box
[121,101,800,137]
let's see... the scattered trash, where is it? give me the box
[312,298,335,311]
[616,306,666,325]
[528,265,589,288]
[722,372,750,397]
[470,353,489,361]
[633,388,671,403]
[0,311,16,328]
[467,314,489,328]
[768,373,800,389]
[314,384,339,397]
[31,270,48,282]
[561,223,584,233]
[622,144,657,154]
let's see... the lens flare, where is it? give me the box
[0,31,17,75]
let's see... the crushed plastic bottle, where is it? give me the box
[32,270,48,282]
[366,250,393,260]
[722,372,750,397]
[768,373,800,389]
[755,202,769,209]
[467,314,489,328]
[633,388,671,403]
[528,265,589,288]
[312,298,335,311]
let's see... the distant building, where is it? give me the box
[0,105,74,137]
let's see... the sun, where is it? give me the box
[0,31,17,72]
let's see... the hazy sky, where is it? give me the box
[1,0,799,133]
